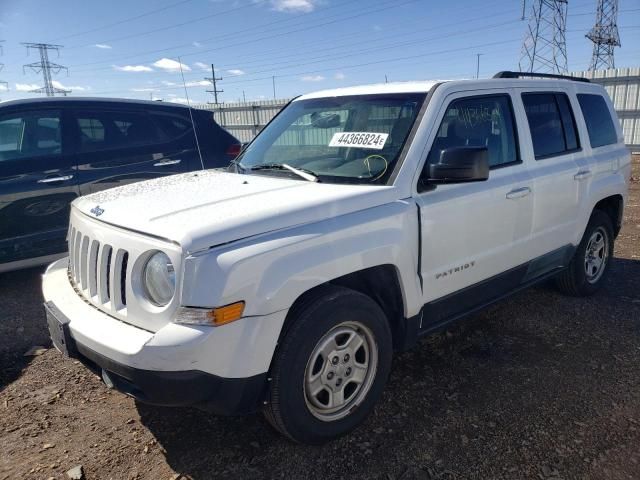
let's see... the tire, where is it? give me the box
[263,285,392,444]
[556,209,614,296]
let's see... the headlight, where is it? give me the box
[143,251,175,306]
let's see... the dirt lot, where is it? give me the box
[1,158,639,480]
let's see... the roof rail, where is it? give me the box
[493,71,590,83]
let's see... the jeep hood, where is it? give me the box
[72,170,398,253]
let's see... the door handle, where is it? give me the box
[37,174,74,184]
[574,170,592,181]
[506,186,531,200]
[153,159,181,167]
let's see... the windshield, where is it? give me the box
[235,93,426,184]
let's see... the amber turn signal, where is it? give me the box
[210,301,245,326]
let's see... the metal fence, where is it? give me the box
[194,99,290,143]
[197,67,640,151]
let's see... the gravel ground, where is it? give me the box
[1,157,639,480]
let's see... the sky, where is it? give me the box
[0,0,638,104]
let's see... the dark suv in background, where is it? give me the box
[0,97,240,273]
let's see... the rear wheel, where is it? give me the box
[556,210,614,296]
[264,285,392,444]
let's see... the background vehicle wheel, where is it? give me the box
[556,209,614,296]
[263,285,392,444]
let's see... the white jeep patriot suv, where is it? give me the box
[43,71,631,444]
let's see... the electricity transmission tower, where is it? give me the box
[586,0,620,70]
[205,64,223,104]
[519,0,569,74]
[22,43,71,96]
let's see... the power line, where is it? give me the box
[86,37,525,96]
[67,0,410,72]
[22,43,71,97]
[48,0,198,42]
[69,14,525,89]
[65,1,263,50]
[587,0,621,70]
[73,2,631,82]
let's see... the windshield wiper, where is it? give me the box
[249,163,319,182]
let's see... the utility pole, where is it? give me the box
[205,64,223,104]
[22,42,71,96]
[272,76,276,100]
[587,0,620,70]
[475,53,483,79]
[242,90,246,103]
[519,0,569,74]
[384,74,388,83]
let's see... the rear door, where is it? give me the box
[70,105,194,195]
[517,90,584,258]
[0,107,79,266]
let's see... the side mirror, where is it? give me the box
[428,146,489,183]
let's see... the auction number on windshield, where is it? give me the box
[329,132,388,150]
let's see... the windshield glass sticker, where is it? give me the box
[329,132,389,150]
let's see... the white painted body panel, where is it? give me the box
[42,77,631,381]
[43,258,288,378]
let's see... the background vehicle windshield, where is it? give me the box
[237,93,426,184]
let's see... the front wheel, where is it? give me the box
[263,285,392,444]
[556,209,614,296]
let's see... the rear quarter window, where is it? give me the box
[151,112,193,140]
[577,94,618,148]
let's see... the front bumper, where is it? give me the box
[42,258,287,414]
[45,299,265,413]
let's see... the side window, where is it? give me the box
[75,110,160,153]
[0,110,62,162]
[428,94,518,167]
[151,113,192,140]
[522,93,580,159]
[577,94,618,148]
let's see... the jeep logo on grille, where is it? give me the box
[90,205,105,217]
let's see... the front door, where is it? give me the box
[414,91,533,329]
[0,108,79,266]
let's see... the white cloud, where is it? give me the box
[113,64,153,72]
[166,97,191,104]
[185,80,210,87]
[51,80,90,91]
[192,41,203,48]
[15,83,40,92]
[193,62,210,71]
[227,69,245,76]
[153,58,191,72]
[94,44,112,49]
[131,87,155,92]
[271,0,318,13]
[161,80,177,86]
[334,72,346,80]
[301,75,325,82]
[0,83,8,91]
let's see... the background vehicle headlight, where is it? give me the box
[143,251,175,306]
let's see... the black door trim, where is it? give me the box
[416,244,576,336]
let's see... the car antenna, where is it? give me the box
[178,56,205,171]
